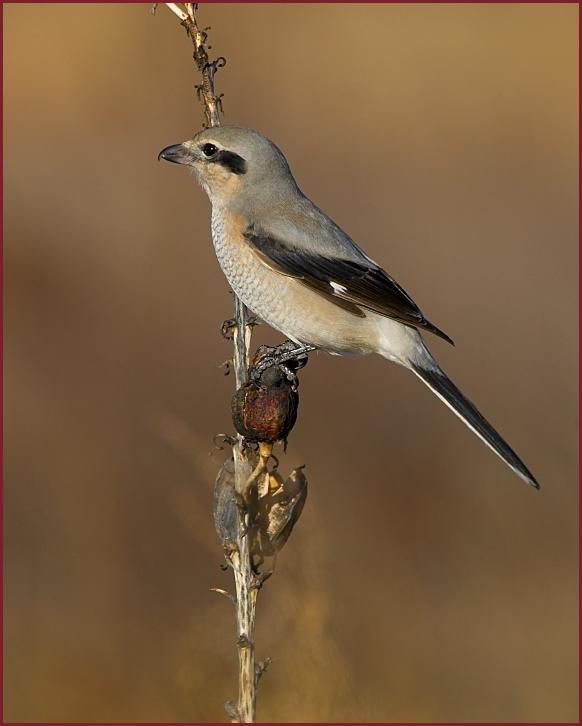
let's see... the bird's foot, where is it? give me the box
[250,341,315,384]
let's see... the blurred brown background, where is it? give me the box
[4,2,578,722]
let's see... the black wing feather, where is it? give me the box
[244,228,454,345]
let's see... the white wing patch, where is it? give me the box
[330,281,348,293]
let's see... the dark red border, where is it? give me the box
[1,1,5,723]
[0,1,579,725]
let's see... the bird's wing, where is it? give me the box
[244,225,454,345]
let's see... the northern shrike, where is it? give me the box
[159,126,538,489]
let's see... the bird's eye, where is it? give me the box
[201,143,218,157]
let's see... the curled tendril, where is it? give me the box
[213,433,237,451]
[208,56,226,71]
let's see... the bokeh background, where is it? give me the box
[4,2,578,722]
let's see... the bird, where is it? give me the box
[159,125,539,489]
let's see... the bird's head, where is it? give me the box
[158,125,297,204]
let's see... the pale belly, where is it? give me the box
[210,209,382,355]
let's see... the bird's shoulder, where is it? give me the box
[248,194,370,263]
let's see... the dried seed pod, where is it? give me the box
[213,457,239,549]
[267,466,308,553]
[231,349,300,443]
[254,466,308,558]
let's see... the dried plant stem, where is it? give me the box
[165,2,224,128]
[162,4,258,721]
[231,298,258,723]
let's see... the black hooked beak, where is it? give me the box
[158,143,194,165]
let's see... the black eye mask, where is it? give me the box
[212,150,247,175]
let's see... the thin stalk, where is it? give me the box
[163,4,257,721]
[231,298,257,723]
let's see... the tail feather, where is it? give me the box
[410,362,539,489]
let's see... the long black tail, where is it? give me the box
[411,362,539,489]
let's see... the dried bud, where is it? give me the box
[231,347,302,444]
